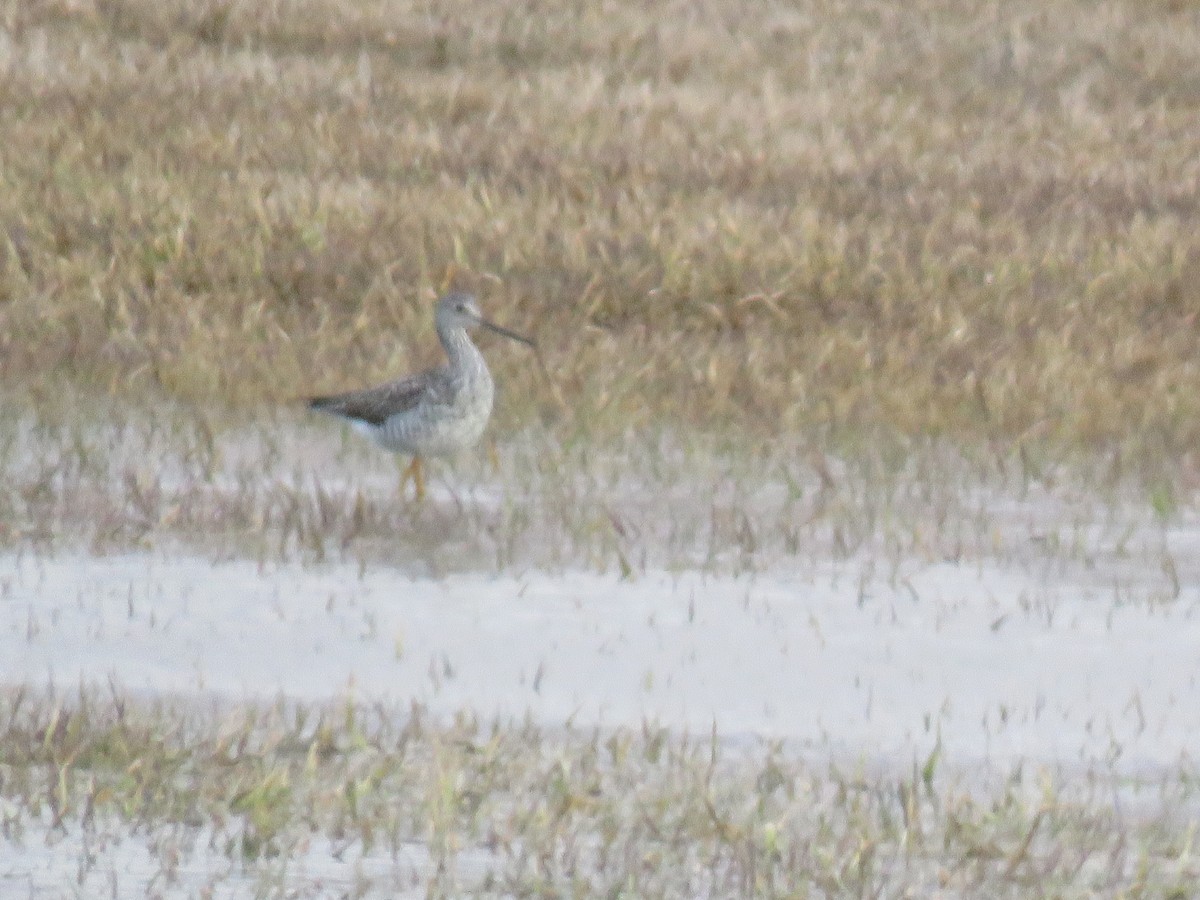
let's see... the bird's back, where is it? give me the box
[310,359,494,456]
[308,372,431,427]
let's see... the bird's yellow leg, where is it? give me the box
[399,456,426,503]
[414,457,425,502]
[486,436,500,475]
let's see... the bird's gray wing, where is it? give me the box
[308,368,449,426]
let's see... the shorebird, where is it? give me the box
[308,291,535,501]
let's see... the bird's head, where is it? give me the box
[435,292,534,347]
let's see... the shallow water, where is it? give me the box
[3,812,479,899]
[4,546,1197,777]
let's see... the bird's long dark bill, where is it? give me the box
[479,318,535,347]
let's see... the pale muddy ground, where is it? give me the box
[1,407,1199,895]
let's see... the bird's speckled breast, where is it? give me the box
[375,345,495,456]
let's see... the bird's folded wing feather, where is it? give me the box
[309,370,446,426]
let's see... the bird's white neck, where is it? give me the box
[438,323,485,374]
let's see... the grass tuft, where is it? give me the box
[1,687,1194,895]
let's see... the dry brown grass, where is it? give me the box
[2,0,1200,452]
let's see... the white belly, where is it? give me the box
[372,377,494,457]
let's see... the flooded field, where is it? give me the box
[2,407,1198,896]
